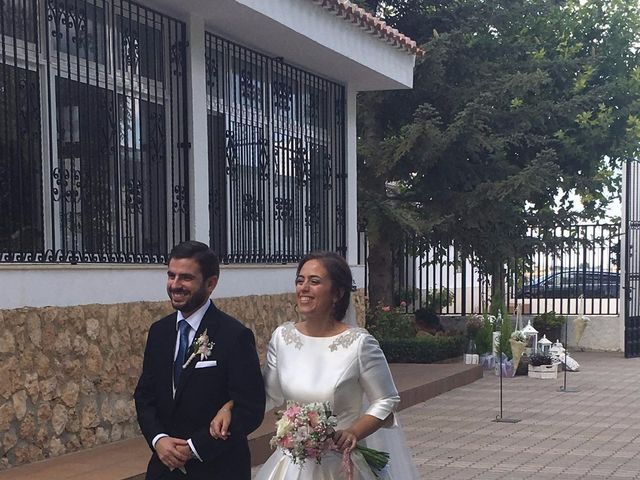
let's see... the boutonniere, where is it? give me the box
[182,328,214,369]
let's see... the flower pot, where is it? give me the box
[463,353,479,365]
[479,353,495,370]
[528,364,558,379]
[494,359,514,377]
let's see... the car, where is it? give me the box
[518,270,620,299]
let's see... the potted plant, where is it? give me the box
[474,314,495,369]
[494,311,515,377]
[532,311,566,343]
[527,352,557,379]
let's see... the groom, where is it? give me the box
[134,241,265,479]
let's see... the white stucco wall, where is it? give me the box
[0,264,366,309]
[523,314,624,352]
[139,0,415,91]
[564,314,623,352]
[232,0,415,90]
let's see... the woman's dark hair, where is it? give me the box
[169,241,220,280]
[296,251,354,321]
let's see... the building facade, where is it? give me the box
[0,0,417,469]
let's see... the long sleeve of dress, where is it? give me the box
[263,328,285,412]
[358,334,400,421]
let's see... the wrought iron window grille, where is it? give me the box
[0,0,189,264]
[205,32,347,264]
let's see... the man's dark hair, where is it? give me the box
[296,251,354,321]
[169,241,220,279]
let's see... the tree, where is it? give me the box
[358,0,640,306]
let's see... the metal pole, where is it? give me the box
[494,312,520,423]
[559,315,579,393]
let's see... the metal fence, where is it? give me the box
[1,0,190,263]
[205,33,347,264]
[364,223,621,316]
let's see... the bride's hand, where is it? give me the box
[333,429,358,453]
[210,401,233,440]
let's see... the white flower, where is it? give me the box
[275,417,293,437]
[183,329,214,368]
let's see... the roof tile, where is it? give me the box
[310,0,424,56]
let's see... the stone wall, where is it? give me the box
[0,291,365,470]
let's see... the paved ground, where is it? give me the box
[253,352,640,479]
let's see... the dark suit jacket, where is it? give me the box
[134,302,265,480]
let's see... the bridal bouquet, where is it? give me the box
[270,401,389,476]
[270,401,337,465]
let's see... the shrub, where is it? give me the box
[529,352,553,366]
[414,307,443,331]
[496,312,513,359]
[423,288,455,312]
[379,335,466,363]
[393,288,416,307]
[466,315,483,339]
[366,303,416,341]
[533,311,566,340]
[474,314,494,355]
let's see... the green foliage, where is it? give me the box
[529,352,553,367]
[358,0,640,305]
[366,303,417,340]
[533,311,566,339]
[424,288,455,312]
[392,288,416,306]
[413,307,443,331]
[465,315,483,339]
[474,314,494,355]
[379,335,466,363]
[497,313,513,359]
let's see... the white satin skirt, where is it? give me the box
[255,448,392,480]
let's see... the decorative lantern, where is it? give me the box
[537,334,552,355]
[521,320,538,356]
[550,339,564,357]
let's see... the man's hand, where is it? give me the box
[176,444,194,461]
[155,436,191,470]
[210,406,232,440]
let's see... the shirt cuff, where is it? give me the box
[152,433,168,449]
[187,439,203,462]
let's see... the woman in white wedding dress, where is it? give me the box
[211,251,419,480]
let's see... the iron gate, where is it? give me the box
[625,160,640,358]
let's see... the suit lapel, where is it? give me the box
[158,313,179,404]
[173,302,220,403]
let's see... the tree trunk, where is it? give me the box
[367,228,394,307]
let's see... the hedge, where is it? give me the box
[379,335,466,363]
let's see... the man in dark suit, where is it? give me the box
[134,241,265,479]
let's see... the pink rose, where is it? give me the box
[285,405,302,419]
[308,411,319,427]
[281,435,292,449]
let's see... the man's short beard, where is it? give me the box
[170,287,209,315]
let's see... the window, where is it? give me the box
[0,0,189,263]
[205,33,346,263]
[0,63,43,253]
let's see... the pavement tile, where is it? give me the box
[252,352,640,479]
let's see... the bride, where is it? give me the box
[211,251,419,479]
